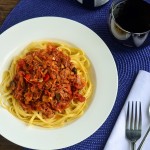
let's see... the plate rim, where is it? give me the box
[0,16,118,149]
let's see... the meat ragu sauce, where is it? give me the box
[10,44,86,118]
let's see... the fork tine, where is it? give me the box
[134,101,137,129]
[126,101,130,129]
[138,102,142,130]
[130,101,134,129]
[126,101,142,149]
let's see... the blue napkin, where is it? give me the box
[0,0,150,150]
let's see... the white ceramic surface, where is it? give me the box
[0,17,118,150]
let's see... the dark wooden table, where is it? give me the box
[0,1,23,149]
[0,0,20,25]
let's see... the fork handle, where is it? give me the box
[137,125,150,150]
[131,142,135,150]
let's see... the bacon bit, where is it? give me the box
[37,83,44,89]
[78,96,85,102]
[17,59,25,69]
[18,71,25,76]
[33,92,42,100]
[31,85,38,93]
[19,101,32,112]
[24,92,33,104]
[36,102,54,118]
[10,43,86,118]
[74,92,85,102]
[74,76,85,90]
[50,73,56,79]
[45,81,52,89]
[42,95,52,102]
[55,101,69,113]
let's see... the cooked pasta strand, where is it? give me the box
[0,41,92,128]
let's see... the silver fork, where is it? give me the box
[126,101,142,150]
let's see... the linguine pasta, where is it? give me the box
[0,41,92,128]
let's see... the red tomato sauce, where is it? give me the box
[10,43,85,118]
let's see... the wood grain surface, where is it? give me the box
[0,1,23,149]
[0,0,20,25]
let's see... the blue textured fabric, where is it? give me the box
[0,0,150,150]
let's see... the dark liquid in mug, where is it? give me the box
[115,0,150,33]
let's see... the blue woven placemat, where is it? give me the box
[0,0,150,150]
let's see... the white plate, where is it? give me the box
[0,17,118,150]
